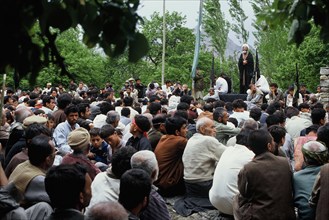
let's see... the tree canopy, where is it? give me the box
[0,0,148,85]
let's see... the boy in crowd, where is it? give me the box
[88,128,109,169]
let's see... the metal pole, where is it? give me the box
[161,0,166,86]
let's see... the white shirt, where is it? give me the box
[214,77,228,94]
[115,106,139,120]
[209,144,255,215]
[255,75,270,93]
[93,114,107,128]
[85,169,120,216]
[285,116,312,140]
[229,111,250,125]
[286,93,303,107]
[183,133,226,182]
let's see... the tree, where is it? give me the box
[228,0,249,44]
[141,12,195,84]
[256,21,329,92]
[0,0,148,86]
[203,0,230,61]
[39,28,107,86]
[257,0,329,46]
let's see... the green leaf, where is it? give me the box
[128,32,149,62]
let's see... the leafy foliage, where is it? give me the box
[203,0,230,61]
[0,0,148,86]
[257,22,329,92]
[257,0,329,46]
[228,0,249,44]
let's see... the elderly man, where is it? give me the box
[213,107,241,145]
[86,202,128,220]
[6,106,33,156]
[203,88,220,102]
[245,83,264,110]
[174,117,226,216]
[131,150,170,220]
[294,141,328,220]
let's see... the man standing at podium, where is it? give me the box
[238,44,254,94]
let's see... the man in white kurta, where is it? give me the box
[209,130,255,216]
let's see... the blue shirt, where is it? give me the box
[294,165,321,220]
[53,121,79,155]
[90,141,109,164]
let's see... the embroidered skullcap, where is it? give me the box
[302,140,328,165]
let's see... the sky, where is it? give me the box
[138,0,256,47]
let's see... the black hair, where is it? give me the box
[99,124,116,139]
[112,146,137,178]
[236,130,252,146]
[232,99,247,110]
[119,169,151,211]
[273,111,286,124]
[311,108,326,125]
[265,114,280,127]
[249,107,262,121]
[177,102,189,111]
[228,117,238,128]
[173,110,188,121]
[89,127,101,137]
[148,102,162,115]
[45,164,87,209]
[269,83,278,88]
[203,103,214,112]
[298,103,310,111]
[134,115,151,132]
[317,124,329,148]
[285,106,299,118]
[225,102,233,112]
[25,123,51,140]
[98,101,114,115]
[123,96,134,107]
[312,102,324,110]
[261,103,268,111]
[306,124,320,135]
[180,95,193,105]
[213,100,226,109]
[152,114,166,129]
[165,116,187,135]
[160,98,168,106]
[248,129,272,156]
[64,104,79,115]
[28,134,52,166]
[121,108,131,117]
[57,93,72,110]
[149,95,161,103]
[268,125,286,145]
[42,95,54,107]
[78,103,90,117]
